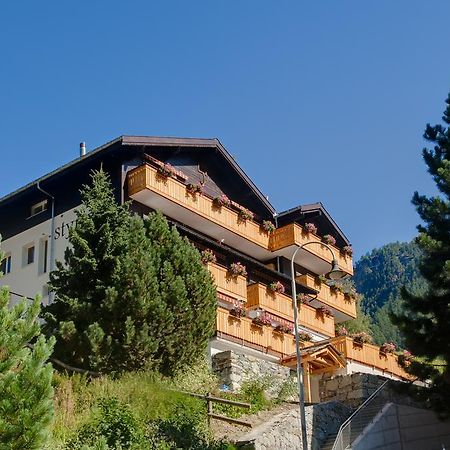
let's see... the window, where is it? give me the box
[30,199,48,217]
[27,246,35,265]
[1,254,11,275]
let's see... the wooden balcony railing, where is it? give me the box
[128,164,270,249]
[269,223,353,275]
[216,307,299,357]
[332,336,411,380]
[246,283,335,337]
[296,274,357,319]
[206,262,247,301]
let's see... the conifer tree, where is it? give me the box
[44,169,217,375]
[393,93,450,416]
[0,242,55,449]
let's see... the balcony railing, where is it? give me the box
[216,307,299,358]
[296,274,357,320]
[331,336,411,380]
[206,262,247,301]
[246,283,335,337]
[269,223,353,275]
[128,164,271,253]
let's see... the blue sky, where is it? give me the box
[1,1,449,259]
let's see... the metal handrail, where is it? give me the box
[331,380,390,450]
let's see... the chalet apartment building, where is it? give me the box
[0,136,409,402]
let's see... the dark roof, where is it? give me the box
[0,135,275,214]
[276,202,350,246]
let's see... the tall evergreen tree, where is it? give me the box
[393,93,450,416]
[44,169,217,375]
[0,242,55,449]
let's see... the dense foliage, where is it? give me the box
[0,242,55,449]
[393,93,450,416]
[351,241,425,346]
[44,169,217,375]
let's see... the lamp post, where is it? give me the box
[290,241,346,450]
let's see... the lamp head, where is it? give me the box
[326,259,347,280]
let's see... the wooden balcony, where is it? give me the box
[216,307,300,358]
[269,223,353,276]
[296,274,357,322]
[332,336,411,380]
[206,262,247,301]
[128,164,271,259]
[246,283,335,337]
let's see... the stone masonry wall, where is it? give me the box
[235,401,351,450]
[212,350,291,394]
[319,373,388,408]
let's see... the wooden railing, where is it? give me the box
[332,336,411,380]
[246,283,335,337]
[296,274,357,318]
[269,223,353,275]
[216,307,299,357]
[128,164,270,249]
[206,262,247,301]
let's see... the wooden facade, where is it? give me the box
[296,274,357,319]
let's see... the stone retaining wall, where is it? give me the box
[235,401,351,450]
[319,373,388,408]
[212,350,291,393]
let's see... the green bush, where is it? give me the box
[68,397,146,449]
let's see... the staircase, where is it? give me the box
[321,380,390,450]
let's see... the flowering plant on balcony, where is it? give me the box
[186,183,203,195]
[262,220,276,234]
[228,262,247,278]
[274,323,293,334]
[213,194,231,208]
[297,293,311,304]
[314,275,327,286]
[157,163,176,178]
[351,332,373,345]
[380,342,397,354]
[317,306,333,317]
[237,206,254,221]
[299,331,312,342]
[268,281,285,294]
[341,245,353,257]
[329,284,343,294]
[336,326,349,336]
[200,249,216,265]
[252,314,272,327]
[398,350,414,366]
[322,234,336,246]
[229,305,246,318]
[304,223,317,234]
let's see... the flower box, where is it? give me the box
[303,223,317,234]
[298,331,312,342]
[341,245,353,257]
[322,234,336,246]
[268,281,285,295]
[351,332,373,345]
[229,305,246,318]
[201,249,216,265]
[274,324,293,334]
[297,293,311,304]
[228,262,247,278]
[186,183,203,195]
[213,194,231,208]
[237,207,254,221]
[380,342,397,354]
[157,163,176,178]
[252,314,272,327]
[262,220,276,234]
[317,306,333,317]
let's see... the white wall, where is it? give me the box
[0,207,78,304]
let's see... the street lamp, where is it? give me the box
[290,241,346,450]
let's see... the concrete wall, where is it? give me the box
[354,403,450,450]
[0,207,77,303]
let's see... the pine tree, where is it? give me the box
[393,93,450,416]
[44,169,217,375]
[0,243,55,449]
